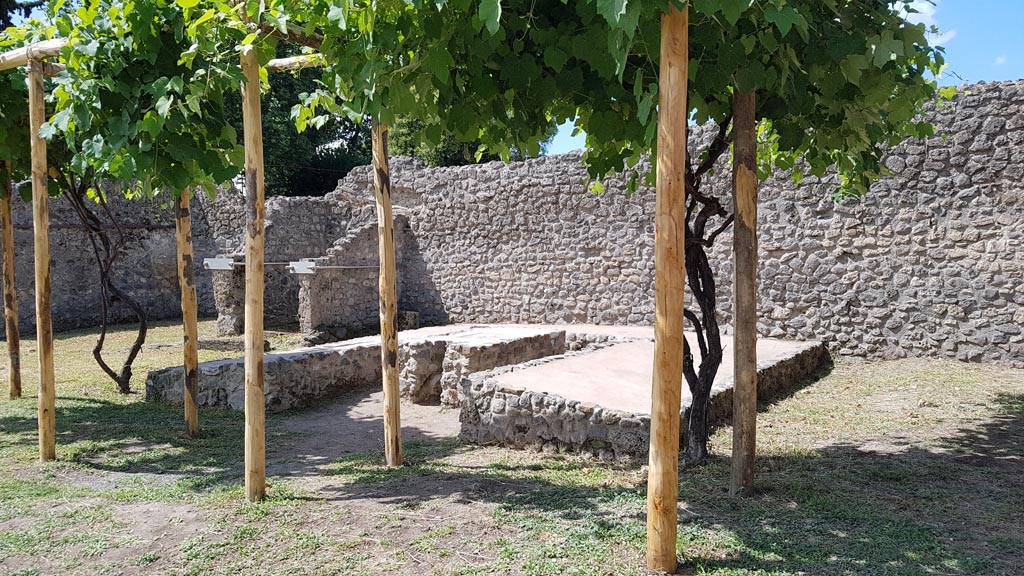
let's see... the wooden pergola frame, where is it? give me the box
[1,8,762,572]
[0,30,404,501]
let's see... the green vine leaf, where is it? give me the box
[479,0,501,35]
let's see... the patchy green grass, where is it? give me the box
[1,322,1022,575]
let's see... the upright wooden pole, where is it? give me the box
[730,89,758,497]
[240,48,266,501]
[175,188,200,438]
[370,119,402,467]
[27,61,55,461]
[2,160,21,399]
[646,6,688,573]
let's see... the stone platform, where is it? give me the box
[458,334,831,462]
[145,324,567,412]
[147,324,830,461]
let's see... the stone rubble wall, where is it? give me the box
[241,80,1021,367]
[210,158,426,334]
[146,339,382,412]
[701,83,1024,366]
[437,329,566,406]
[7,80,1021,372]
[0,188,242,334]
[208,193,373,331]
[297,215,413,342]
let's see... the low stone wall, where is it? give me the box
[146,339,382,412]
[146,324,569,412]
[458,341,832,462]
[436,328,566,405]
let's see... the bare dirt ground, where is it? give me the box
[268,390,460,477]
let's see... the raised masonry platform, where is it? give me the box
[146,324,569,412]
[458,331,831,461]
[147,324,830,461]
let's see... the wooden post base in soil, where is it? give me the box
[175,188,200,438]
[240,48,266,502]
[370,119,402,467]
[2,160,21,399]
[646,5,688,574]
[27,60,56,461]
[730,89,758,497]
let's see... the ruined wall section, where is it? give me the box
[338,81,1024,366]
[0,188,242,333]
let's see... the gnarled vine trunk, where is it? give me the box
[64,183,147,393]
[681,115,734,466]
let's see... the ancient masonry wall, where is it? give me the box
[286,80,1023,367]
[0,188,244,334]
[4,81,1021,369]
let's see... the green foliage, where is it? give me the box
[388,115,539,167]
[10,0,250,200]
[0,32,31,194]
[223,46,371,196]
[273,0,943,198]
[2,0,944,204]
[503,0,945,197]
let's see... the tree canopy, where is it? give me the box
[1,0,945,201]
[287,0,943,197]
[0,0,43,29]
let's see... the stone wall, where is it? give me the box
[16,80,1020,371]
[210,160,429,333]
[146,324,570,411]
[251,79,1020,367]
[209,193,367,331]
[297,218,410,341]
[0,189,243,334]
[707,81,1024,365]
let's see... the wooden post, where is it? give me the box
[2,161,21,399]
[240,48,266,501]
[730,89,758,497]
[175,188,200,438]
[646,6,688,573]
[27,60,56,461]
[370,119,402,467]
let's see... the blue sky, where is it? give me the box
[546,0,1024,155]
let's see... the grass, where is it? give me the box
[1,320,1022,575]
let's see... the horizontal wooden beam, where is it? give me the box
[0,39,67,72]
[258,24,323,50]
[265,53,325,73]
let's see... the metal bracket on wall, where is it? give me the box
[286,261,378,274]
[202,257,291,270]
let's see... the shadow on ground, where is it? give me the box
[0,385,459,491]
[676,392,1024,575]
[2,370,1019,575]
[306,391,1022,576]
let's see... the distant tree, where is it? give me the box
[0,0,44,28]
[388,115,554,167]
[224,46,370,196]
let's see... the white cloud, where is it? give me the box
[993,55,1008,66]
[906,0,957,46]
[905,0,938,26]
